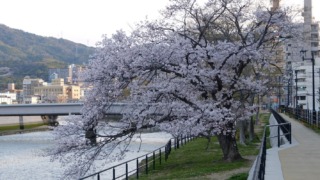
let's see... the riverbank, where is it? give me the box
[0,116,52,136]
[129,113,270,180]
[0,125,50,136]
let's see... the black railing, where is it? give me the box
[79,135,194,180]
[270,109,292,144]
[282,107,319,127]
[252,110,292,180]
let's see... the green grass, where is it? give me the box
[128,113,272,180]
[132,137,257,180]
[0,122,46,132]
[227,172,248,180]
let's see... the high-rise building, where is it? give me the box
[283,0,320,110]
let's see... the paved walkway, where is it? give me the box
[275,113,320,180]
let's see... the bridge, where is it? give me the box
[0,103,128,126]
[0,103,130,116]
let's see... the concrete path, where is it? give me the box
[278,113,320,180]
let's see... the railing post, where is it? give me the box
[153,151,155,170]
[146,155,148,175]
[97,173,100,180]
[126,163,128,180]
[113,167,115,180]
[278,126,280,147]
[289,123,292,144]
[159,149,162,165]
[136,158,139,179]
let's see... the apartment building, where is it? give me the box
[282,0,320,110]
[22,76,46,104]
[34,78,80,103]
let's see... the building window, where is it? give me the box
[296,70,306,74]
[298,96,306,100]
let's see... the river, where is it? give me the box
[0,117,172,180]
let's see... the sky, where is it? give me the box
[0,0,319,47]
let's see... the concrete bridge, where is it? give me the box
[0,103,128,126]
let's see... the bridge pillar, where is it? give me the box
[41,115,59,126]
[19,116,24,130]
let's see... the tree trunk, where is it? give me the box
[249,117,254,141]
[255,95,261,125]
[238,120,246,145]
[217,133,242,162]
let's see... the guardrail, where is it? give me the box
[79,135,195,180]
[283,107,319,128]
[252,110,292,180]
[270,109,292,145]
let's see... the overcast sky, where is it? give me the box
[0,0,319,47]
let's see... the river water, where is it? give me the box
[0,117,172,180]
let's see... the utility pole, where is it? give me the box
[295,70,298,119]
[301,50,316,124]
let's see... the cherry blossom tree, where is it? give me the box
[48,0,302,178]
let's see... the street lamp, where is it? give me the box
[300,50,316,124]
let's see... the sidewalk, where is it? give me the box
[276,113,320,180]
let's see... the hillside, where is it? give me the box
[0,24,95,89]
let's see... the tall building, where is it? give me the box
[22,76,45,104]
[283,0,320,110]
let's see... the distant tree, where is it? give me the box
[48,0,302,178]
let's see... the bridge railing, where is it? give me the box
[251,110,292,180]
[79,135,195,180]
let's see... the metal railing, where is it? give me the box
[79,135,195,180]
[283,107,319,128]
[252,110,292,180]
[271,109,292,145]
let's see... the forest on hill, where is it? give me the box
[0,24,95,89]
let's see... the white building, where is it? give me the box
[293,62,320,110]
[0,91,17,104]
[282,0,320,110]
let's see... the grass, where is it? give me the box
[131,113,272,180]
[133,137,252,180]
[227,172,248,180]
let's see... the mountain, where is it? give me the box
[0,24,95,89]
